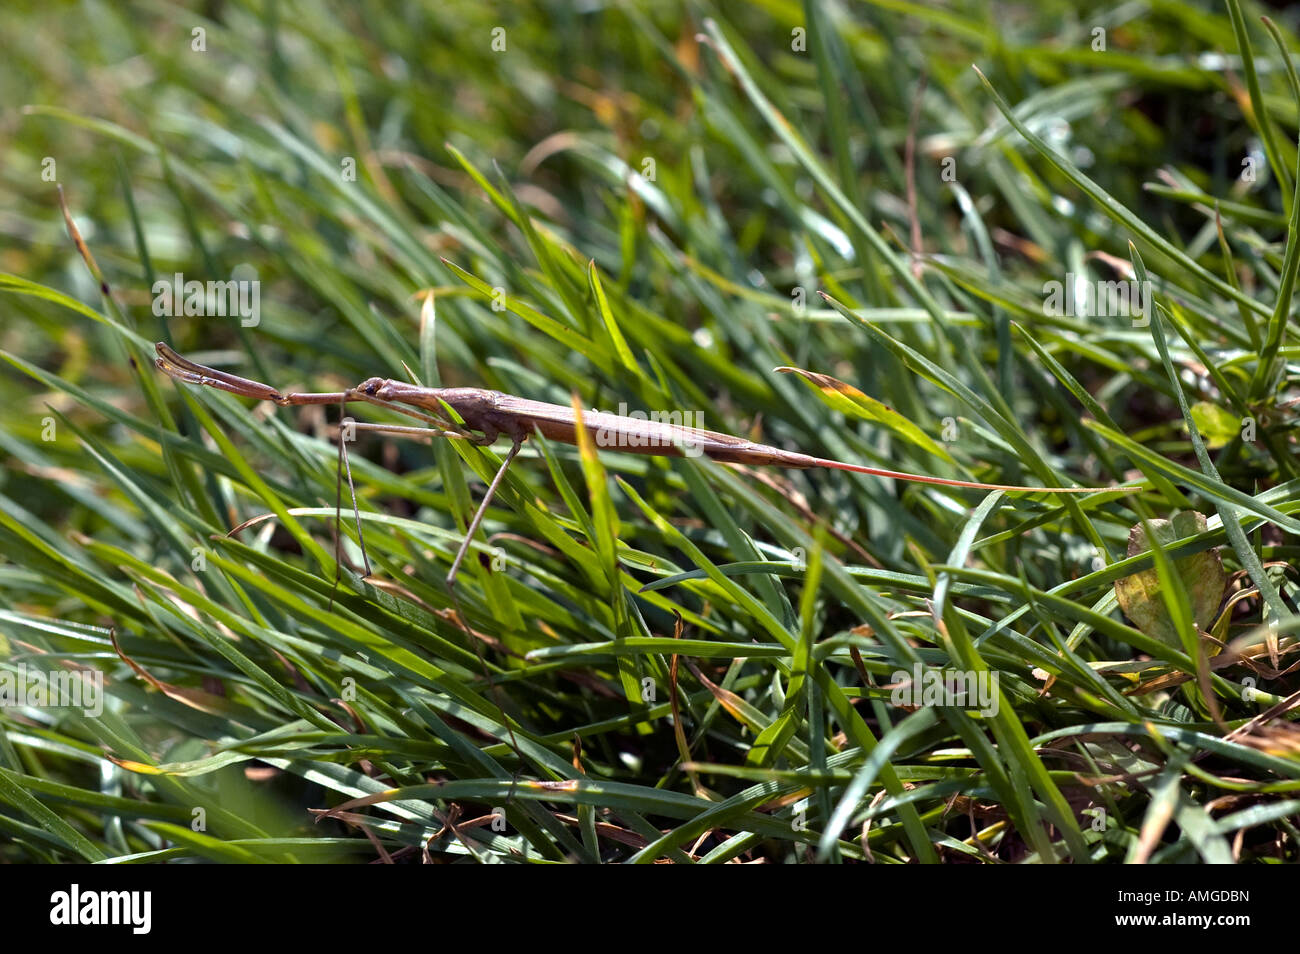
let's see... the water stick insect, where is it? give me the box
[154,342,1131,593]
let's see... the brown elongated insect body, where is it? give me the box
[154,342,1129,588]
[364,378,816,466]
[360,376,1116,493]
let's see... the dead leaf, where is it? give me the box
[1114,512,1228,646]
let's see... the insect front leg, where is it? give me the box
[446,434,525,587]
[323,417,471,611]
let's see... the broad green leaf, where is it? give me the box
[1189,401,1240,450]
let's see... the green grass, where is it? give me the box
[2,0,1299,863]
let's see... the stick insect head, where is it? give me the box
[348,377,478,434]
[358,380,501,436]
[363,379,485,412]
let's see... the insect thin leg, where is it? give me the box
[441,437,529,773]
[446,435,524,587]
[328,410,372,613]
[339,415,372,578]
